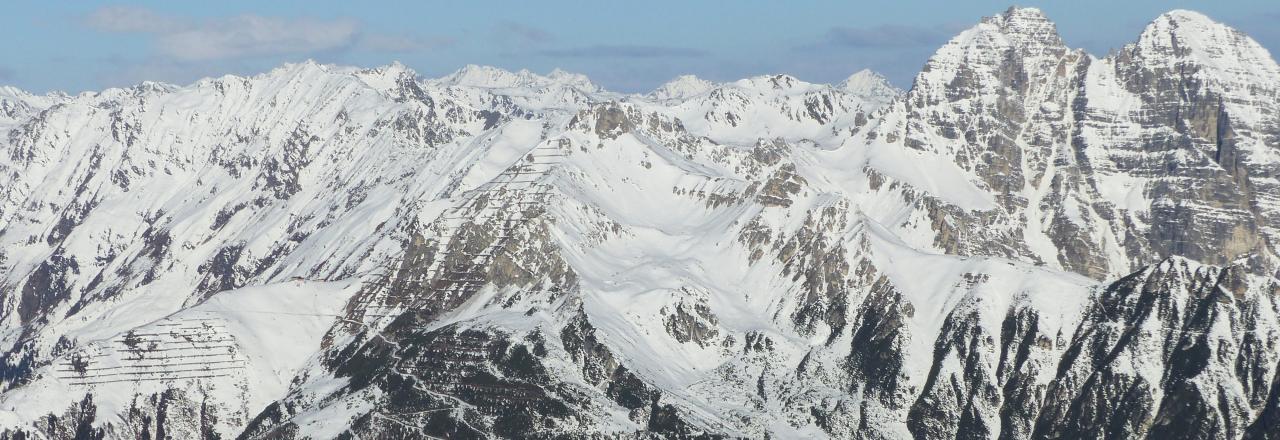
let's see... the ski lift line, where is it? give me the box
[112,338,237,347]
[438,209,531,218]
[458,183,548,194]
[55,359,244,374]
[109,342,238,352]
[60,350,244,364]
[110,329,231,338]
[152,319,220,326]
[114,344,240,354]
[109,328,232,337]
[107,327,232,337]
[59,350,238,362]
[69,372,237,386]
[141,325,207,332]
[59,364,245,380]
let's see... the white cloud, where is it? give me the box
[86,5,187,33]
[159,15,359,61]
[85,6,443,61]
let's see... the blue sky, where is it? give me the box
[3,1,1278,94]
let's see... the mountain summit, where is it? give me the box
[0,7,1278,439]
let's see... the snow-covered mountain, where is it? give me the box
[1,6,1279,439]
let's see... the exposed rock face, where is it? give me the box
[1088,11,1280,272]
[0,6,1279,440]
[1033,258,1280,440]
[861,8,1280,282]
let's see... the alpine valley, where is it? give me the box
[2,6,1280,439]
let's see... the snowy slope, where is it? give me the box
[0,280,357,438]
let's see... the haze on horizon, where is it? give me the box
[3,1,1278,95]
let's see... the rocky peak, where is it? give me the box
[1098,10,1280,276]
[546,68,602,92]
[736,74,808,92]
[436,64,531,88]
[649,74,716,101]
[350,62,425,99]
[1141,9,1236,48]
[908,5,1073,108]
[982,6,1065,52]
[1129,9,1280,82]
[891,4,1080,160]
[838,69,901,102]
[0,87,58,122]
[437,64,601,92]
[360,61,418,83]
[129,81,180,96]
[268,59,329,80]
[914,6,1067,74]
[0,86,26,99]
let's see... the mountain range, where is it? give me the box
[1,6,1279,439]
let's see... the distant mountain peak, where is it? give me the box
[754,73,801,90]
[727,74,823,95]
[374,61,416,77]
[905,4,1070,113]
[437,64,601,92]
[1158,8,1216,24]
[436,64,529,88]
[649,74,716,100]
[338,62,420,99]
[546,68,590,83]
[998,5,1047,20]
[978,4,1065,50]
[1141,8,1233,43]
[1132,8,1279,80]
[839,69,900,97]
